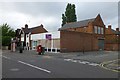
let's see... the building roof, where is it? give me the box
[111,29,120,35]
[22,24,48,34]
[59,18,95,30]
[15,29,21,37]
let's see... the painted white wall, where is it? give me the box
[31,31,60,52]
[26,34,29,42]
[21,37,24,41]
[21,33,24,41]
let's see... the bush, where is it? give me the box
[2,36,11,46]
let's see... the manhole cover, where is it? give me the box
[10,68,19,71]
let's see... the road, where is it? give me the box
[2,50,119,78]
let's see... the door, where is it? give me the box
[98,39,104,50]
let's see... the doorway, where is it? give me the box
[98,39,104,50]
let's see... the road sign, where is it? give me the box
[46,34,52,40]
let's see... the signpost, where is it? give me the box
[46,34,53,52]
[46,34,52,40]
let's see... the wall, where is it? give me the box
[60,31,98,52]
[105,43,120,51]
[31,31,60,52]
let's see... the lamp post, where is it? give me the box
[116,34,119,51]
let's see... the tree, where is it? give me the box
[62,14,66,26]
[62,3,77,26]
[0,23,15,46]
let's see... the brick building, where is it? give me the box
[59,14,106,52]
[105,25,120,51]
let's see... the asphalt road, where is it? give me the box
[2,50,119,78]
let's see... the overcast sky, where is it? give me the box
[0,2,119,31]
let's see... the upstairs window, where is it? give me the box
[94,26,97,34]
[101,28,104,34]
[98,27,101,34]
[21,34,24,37]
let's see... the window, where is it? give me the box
[98,27,101,34]
[74,28,76,31]
[21,34,24,37]
[33,41,37,46]
[27,34,28,37]
[101,28,104,34]
[94,26,97,34]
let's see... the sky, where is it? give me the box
[0,1,119,32]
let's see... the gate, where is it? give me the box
[98,39,104,50]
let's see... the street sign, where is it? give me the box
[46,34,52,40]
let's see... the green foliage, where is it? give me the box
[2,36,11,46]
[62,3,77,26]
[0,23,15,46]
[62,14,66,26]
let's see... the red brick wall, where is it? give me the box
[60,31,98,52]
[105,43,120,51]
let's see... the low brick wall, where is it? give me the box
[2,46,8,50]
[105,43,120,51]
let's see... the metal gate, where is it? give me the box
[98,39,104,50]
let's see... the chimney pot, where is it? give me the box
[116,28,119,31]
[40,24,43,27]
[108,25,111,29]
[25,24,28,29]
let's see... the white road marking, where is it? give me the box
[64,58,99,66]
[18,60,51,73]
[64,59,72,61]
[82,61,90,64]
[2,56,11,59]
[78,61,87,64]
[88,63,99,66]
[71,60,77,63]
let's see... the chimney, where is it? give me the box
[116,28,119,32]
[108,25,111,29]
[25,24,28,29]
[40,24,43,27]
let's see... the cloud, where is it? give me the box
[76,2,118,28]
[0,2,118,31]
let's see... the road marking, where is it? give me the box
[88,63,99,66]
[78,61,87,64]
[64,59,99,66]
[64,59,72,61]
[18,60,51,73]
[99,59,120,73]
[2,56,11,59]
[71,60,77,63]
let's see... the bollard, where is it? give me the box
[19,45,23,53]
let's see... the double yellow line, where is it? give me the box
[99,59,120,73]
